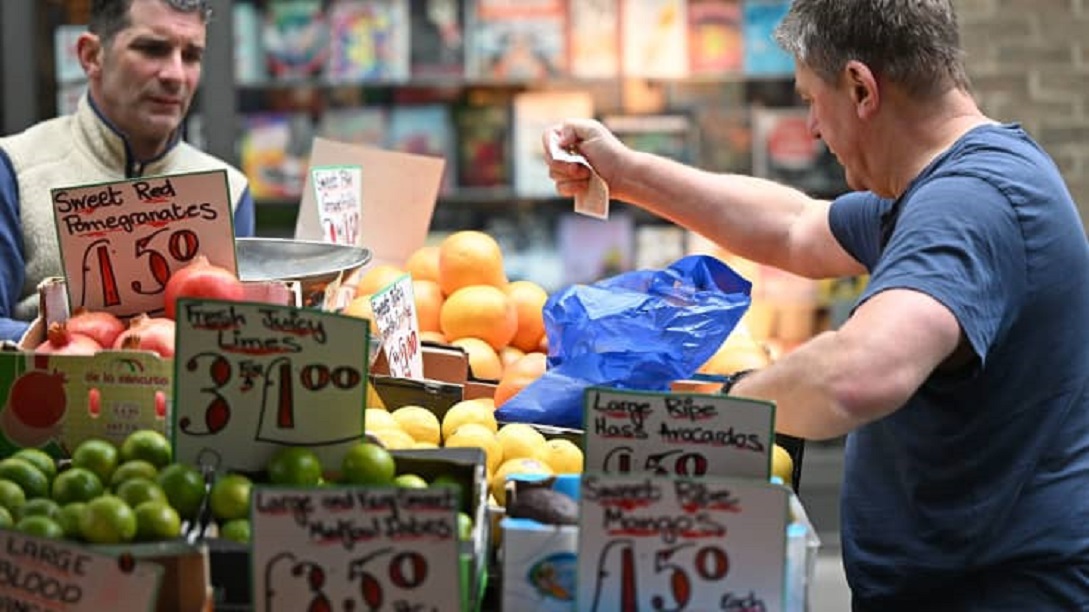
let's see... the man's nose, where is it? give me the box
[158,50,185,83]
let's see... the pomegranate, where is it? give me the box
[64,307,125,348]
[163,255,244,320]
[34,323,102,356]
[113,314,176,357]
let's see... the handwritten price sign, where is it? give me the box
[583,388,776,480]
[370,274,423,379]
[576,474,789,612]
[251,485,462,612]
[51,170,236,318]
[172,299,370,473]
[312,165,362,247]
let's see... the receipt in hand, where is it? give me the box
[548,132,609,219]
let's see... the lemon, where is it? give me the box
[490,457,554,507]
[412,441,439,449]
[495,423,547,463]
[537,438,584,474]
[370,427,416,450]
[772,444,794,488]
[391,406,441,445]
[441,399,498,440]
[365,408,400,433]
[444,423,503,474]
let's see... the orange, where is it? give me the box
[355,264,406,297]
[450,337,503,381]
[698,333,772,376]
[413,279,444,333]
[504,280,548,352]
[441,285,517,351]
[405,245,441,282]
[494,351,547,407]
[498,346,525,370]
[437,230,507,296]
[343,294,379,334]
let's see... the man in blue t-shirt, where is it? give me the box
[0,0,254,343]
[541,0,1089,608]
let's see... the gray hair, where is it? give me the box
[773,0,972,98]
[90,0,212,45]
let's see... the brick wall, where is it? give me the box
[955,0,1089,221]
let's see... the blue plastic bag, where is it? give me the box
[494,254,752,429]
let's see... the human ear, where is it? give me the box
[845,60,879,118]
[76,33,103,78]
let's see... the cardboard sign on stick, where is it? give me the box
[295,139,444,267]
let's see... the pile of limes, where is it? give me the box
[0,429,200,544]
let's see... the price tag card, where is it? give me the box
[172,299,370,473]
[0,529,163,610]
[311,165,362,246]
[51,169,237,319]
[370,274,423,379]
[576,474,789,612]
[251,485,462,612]
[583,387,775,480]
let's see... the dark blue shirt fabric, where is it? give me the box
[0,143,254,343]
[829,123,1089,610]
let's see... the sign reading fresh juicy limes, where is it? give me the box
[172,298,370,473]
[251,484,462,612]
[311,165,362,247]
[370,273,423,379]
[576,474,788,612]
[582,387,775,479]
[0,530,162,609]
[51,169,237,318]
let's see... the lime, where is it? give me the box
[209,473,252,522]
[0,458,49,499]
[12,449,57,483]
[219,518,251,544]
[51,467,104,505]
[341,443,395,485]
[0,507,11,529]
[267,447,323,486]
[156,464,206,521]
[120,430,172,469]
[394,473,429,489]
[134,500,181,542]
[19,498,61,522]
[79,495,137,544]
[71,439,120,485]
[115,478,167,509]
[457,512,473,541]
[16,515,64,539]
[0,479,27,515]
[110,460,159,489]
[57,502,87,540]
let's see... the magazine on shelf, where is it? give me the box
[621,0,689,79]
[317,106,388,147]
[742,0,794,76]
[467,0,568,80]
[53,24,85,84]
[601,113,698,165]
[687,0,743,75]
[325,0,411,82]
[409,0,467,77]
[568,0,619,79]
[696,106,752,174]
[386,104,457,192]
[511,90,595,197]
[233,2,265,84]
[751,107,847,197]
[557,212,634,286]
[240,112,315,200]
[635,223,688,271]
[454,102,510,188]
[263,0,330,79]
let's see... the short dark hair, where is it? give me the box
[89,0,212,45]
[773,0,971,98]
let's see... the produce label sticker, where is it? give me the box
[311,165,362,247]
[172,299,369,473]
[251,485,462,612]
[369,274,423,379]
[582,387,775,480]
[576,474,789,612]
[51,169,237,319]
[0,529,162,611]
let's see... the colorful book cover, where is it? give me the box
[240,112,315,200]
[751,107,847,197]
[568,0,619,79]
[557,212,634,286]
[468,0,568,80]
[621,0,689,79]
[687,0,743,75]
[742,0,794,76]
[409,0,467,77]
[317,106,388,146]
[325,0,411,82]
[53,24,86,84]
[233,2,266,84]
[453,103,510,188]
[263,0,330,79]
[602,113,697,165]
[511,90,594,197]
[386,104,456,192]
[634,223,688,271]
[696,106,752,174]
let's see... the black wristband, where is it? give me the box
[721,369,756,394]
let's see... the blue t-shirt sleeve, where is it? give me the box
[829,190,893,268]
[0,150,29,342]
[860,176,1024,364]
[233,187,255,237]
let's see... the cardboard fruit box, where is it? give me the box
[369,341,497,421]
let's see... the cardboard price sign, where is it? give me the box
[583,388,775,480]
[576,474,789,612]
[251,485,462,612]
[0,529,162,610]
[311,165,362,247]
[172,299,370,473]
[51,169,237,318]
[370,274,423,379]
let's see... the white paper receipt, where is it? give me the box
[549,132,610,219]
